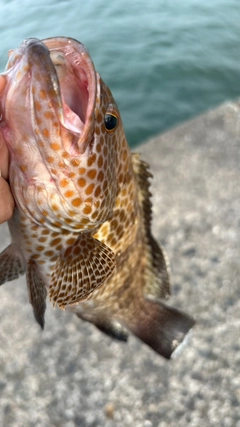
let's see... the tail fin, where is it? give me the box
[129,298,195,359]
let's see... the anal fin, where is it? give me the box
[93,318,128,342]
[26,259,47,329]
[49,233,116,309]
[76,312,129,342]
[0,244,25,285]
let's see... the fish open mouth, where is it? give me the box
[1,38,97,154]
[42,37,97,136]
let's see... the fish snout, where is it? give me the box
[24,38,49,57]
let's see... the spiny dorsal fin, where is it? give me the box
[0,244,25,285]
[49,233,116,309]
[131,153,170,299]
[26,259,47,329]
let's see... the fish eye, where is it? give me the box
[104,113,118,133]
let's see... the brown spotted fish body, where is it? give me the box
[0,37,194,358]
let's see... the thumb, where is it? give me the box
[0,174,15,223]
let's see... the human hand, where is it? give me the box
[0,75,14,224]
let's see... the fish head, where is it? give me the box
[0,37,126,231]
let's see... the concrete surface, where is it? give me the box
[0,100,240,427]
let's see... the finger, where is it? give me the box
[0,176,15,223]
[0,76,9,180]
[0,75,6,93]
[0,135,9,179]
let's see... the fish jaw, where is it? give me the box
[0,38,119,231]
[1,37,97,157]
[42,36,97,150]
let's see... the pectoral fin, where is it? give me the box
[49,233,116,309]
[0,244,25,285]
[26,259,47,329]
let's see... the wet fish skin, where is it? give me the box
[0,37,194,359]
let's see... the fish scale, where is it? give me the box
[0,37,195,359]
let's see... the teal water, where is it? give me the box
[1,0,240,147]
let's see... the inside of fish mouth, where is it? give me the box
[49,50,88,129]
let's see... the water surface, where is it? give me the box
[1,0,240,147]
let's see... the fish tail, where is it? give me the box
[129,298,195,359]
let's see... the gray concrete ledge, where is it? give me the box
[0,100,240,426]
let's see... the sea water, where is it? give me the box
[1,0,240,147]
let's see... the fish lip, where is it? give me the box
[42,37,97,146]
[25,38,64,123]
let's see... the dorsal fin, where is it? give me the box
[49,233,116,309]
[131,153,170,299]
[0,244,25,285]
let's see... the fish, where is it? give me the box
[0,37,194,359]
